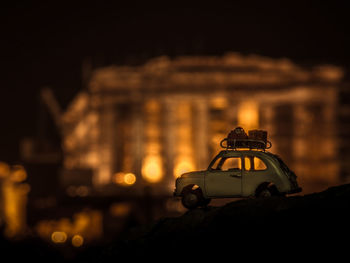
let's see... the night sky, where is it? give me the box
[1,1,349,162]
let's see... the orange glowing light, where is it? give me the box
[113,172,125,184]
[76,186,89,196]
[210,97,228,109]
[2,173,30,238]
[36,210,102,244]
[238,101,259,130]
[124,173,136,185]
[86,151,99,167]
[72,234,84,247]
[97,165,110,185]
[174,160,195,178]
[142,155,163,183]
[110,203,131,217]
[113,172,136,186]
[0,162,10,177]
[145,99,160,113]
[10,165,27,182]
[51,231,67,243]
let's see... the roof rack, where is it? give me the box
[220,127,272,151]
[220,138,272,151]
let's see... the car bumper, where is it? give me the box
[287,187,302,194]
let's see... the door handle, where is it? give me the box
[230,174,241,178]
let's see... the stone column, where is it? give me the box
[96,99,114,186]
[322,87,339,183]
[163,97,176,192]
[132,101,144,184]
[260,104,275,151]
[193,97,209,170]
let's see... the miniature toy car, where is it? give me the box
[174,128,302,209]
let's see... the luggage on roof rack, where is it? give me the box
[220,127,272,150]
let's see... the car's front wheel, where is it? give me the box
[181,191,201,209]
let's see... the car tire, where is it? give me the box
[256,183,280,198]
[257,188,273,198]
[181,191,201,209]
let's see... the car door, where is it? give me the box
[205,154,242,197]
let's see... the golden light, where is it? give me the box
[124,173,136,185]
[114,172,136,186]
[10,165,27,182]
[0,162,10,177]
[76,186,89,196]
[142,155,163,183]
[145,99,160,113]
[109,203,131,217]
[36,210,103,244]
[72,234,84,247]
[210,96,228,109]
[51,231,67,243]
[86,151,99,167]
[2,169,30,238]
[97,165,110,185]
[113,172,125,184]
[238,101,259,130]
[174,160,195,178]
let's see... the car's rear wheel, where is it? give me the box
[256,183,279,198]
[257,188,272,198]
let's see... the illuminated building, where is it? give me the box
[0,163,30,238]
[53,53,344,194]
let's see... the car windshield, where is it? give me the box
[209,155,242,171]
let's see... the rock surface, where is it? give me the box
[99,184,350,261]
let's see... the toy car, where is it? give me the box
[174,128,302,209]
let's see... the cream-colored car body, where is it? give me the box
[174,150,301,199]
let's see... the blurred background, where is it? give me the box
[0,1,349,258]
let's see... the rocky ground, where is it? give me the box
[3,184,350,262]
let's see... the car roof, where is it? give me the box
[218,150,283,164]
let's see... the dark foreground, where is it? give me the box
[3,184,350,261]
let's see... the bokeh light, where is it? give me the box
[72,234,84,247]
[123,173,136,185]
[51,231,67,243]
[10,165,27,182]
[142,155,163,183]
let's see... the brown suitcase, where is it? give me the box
[221,128,270,150]
[227,127,248,148]
[228,127,248,140]
[248,130,267,144]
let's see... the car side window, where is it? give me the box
[254,157,267,170]
[220,157,241,171]
[244,157,252,171]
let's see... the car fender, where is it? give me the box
[258,152,292,191]
[175,177,206,197]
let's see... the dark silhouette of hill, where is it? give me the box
[98,184,350,261]
[2,183,350,262]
